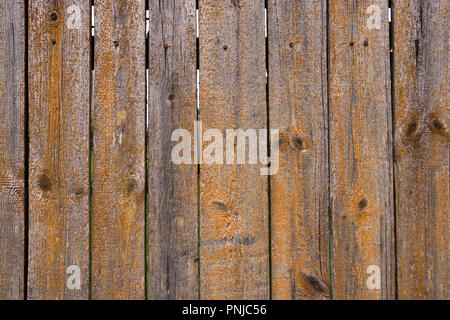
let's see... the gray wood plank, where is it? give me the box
[393,0,449,300]
[0,0,26,300]
[268,0,330,300]
[328,0,395,299]
[147,0,198,300]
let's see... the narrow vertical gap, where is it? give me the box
[145,1,150,301]
[196,1,201,301]
[89,0,94,300]
[388,0,398,300]
[325,0,333,300]
[264,0,272,300]
[23,0,30,301]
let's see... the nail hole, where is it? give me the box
[75,188,84,196]
[349,41,354,46]
[223,45,228,50]
[113,40,119,47]
[168,93,176,101]
[289,42,294,48]
[358,198,368,210]
[52,39,57,45]
[163,43,169,49]
[363,40,369,47]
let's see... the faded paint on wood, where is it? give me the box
[92,0,146,300]
[268,0,329,300]
[328,0,395,299]
[199,0,269,299]
[28,0,90,299]
[393,0,449,300]
[148,0,198,300]
[0,0,25,300]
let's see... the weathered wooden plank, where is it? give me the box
[268,0,329,300]
[147,0,198,300]
[393,0,449,300]
[28,0,90,299]
[199,0,269,299]
[92,0,146,299]
[0,0,25,300]
[328,0,395,299]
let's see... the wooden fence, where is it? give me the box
[0,0,448,300]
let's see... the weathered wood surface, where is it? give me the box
[268,0,329,300]
[328,1,395,299]
[28,0,90,299]
[92,0,146,300]
[147,0,198,300]
[393,0,449,300]
[199,0,269,299]
[0,0,25,300]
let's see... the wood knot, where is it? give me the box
[50,11,58,22]
[302,274,329,295]
[212,201,231,212]
[38,174,52,192]
[126,179,137,196]
[292,136,305,151]
[75,188,84,196]
[405,121,417,136]
[168,93,176,102]
[432,119,443,131]
[358,198,368,210]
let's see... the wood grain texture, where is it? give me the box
[393,0,449,300]
[28,0,90,299]
[0,0,25,300]
[328,0,395,299]
[199,0,269,299]
[148,0,198,300]
[268,0,329,300]
[92,0,146,300]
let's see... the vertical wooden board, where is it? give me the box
[268,0,329,300]
[328,0,395,299]
[0,0,25,300]
[393,0,449,300]
[199,0,269,299]
[28,0,90,299]
[148,0,198,299]
[92,0,146,299]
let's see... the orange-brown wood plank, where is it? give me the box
[92,0,146,299]
[199,0,269,299]
[0,0,25,300]
[268,0,330,300]
[393,0,449,299]
[28,0,90,299]
[328,0,395,299]
[147,0,198,299]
